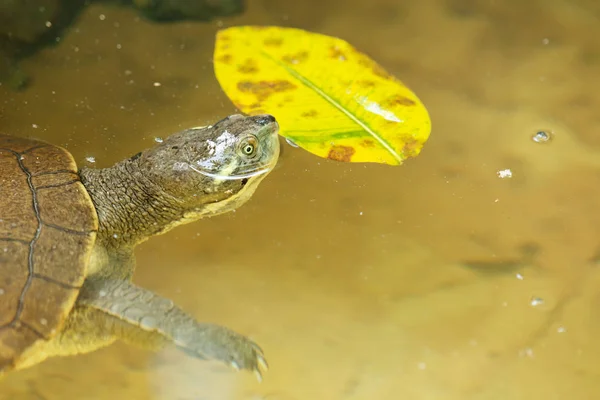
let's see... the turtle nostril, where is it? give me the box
[254,115,276,126]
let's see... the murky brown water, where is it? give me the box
[2,0,600,398]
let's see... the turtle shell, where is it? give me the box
[0,134,97,372]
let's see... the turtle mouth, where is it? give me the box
[189,163,273,180]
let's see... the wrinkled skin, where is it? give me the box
[83,114,280,251]
[4,114,279,380]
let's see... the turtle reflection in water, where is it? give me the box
[0,114,279,380]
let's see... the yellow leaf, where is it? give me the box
[214,26,431,165]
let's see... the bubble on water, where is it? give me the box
[153,82,161,87]
[99,14,106,21]
[0,288,4,295]
[557,326,566,333]
[154,137,164,143]
[519,347,534,358]
[285,137,299,148]
[532,130,552,143]
[40,318,47,326]
[112,233,119,239]
[85,156,96,163]
[32,124,38,129]
[417,362,427,370]
[516,273,524,280]
[497,169,512,179]
[45,21,52,28]
[530,297,544,307]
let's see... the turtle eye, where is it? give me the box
[238,135,258,157]
[243,144,254,155]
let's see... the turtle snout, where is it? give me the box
[254,114,276,126]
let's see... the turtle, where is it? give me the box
[0,113,280,380]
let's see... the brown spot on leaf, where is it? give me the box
[328,145,355,162]
[361,139,375,148]
[384,94,416,107]
[301,109,319,118]
[357,80,376,88]
[237,58,259,74]
[371,64,393,80]
[264,38,283,47]
[282,51,309,65]
[358,55,393,80]
[402,138,422,158]
[216,54,233,64]
[357,56,372,68]
[233,101,265,114]
[329,46,347,61]
[232,101,246,110]
[237,80,297,101]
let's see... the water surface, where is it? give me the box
[1,0,600,399]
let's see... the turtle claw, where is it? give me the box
[171,322,268,380]
[232,337,267,382]
[251,350,268,382]
[194,325,268,380]
[257,353,269,371]
[251,342,265,355]
[254,368,263,383]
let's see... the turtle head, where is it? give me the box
[137,114,280,219]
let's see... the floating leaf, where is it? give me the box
[213,26,431,165]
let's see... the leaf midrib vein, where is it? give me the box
[260,50,402,162]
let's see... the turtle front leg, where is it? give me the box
[77,279,267,380]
